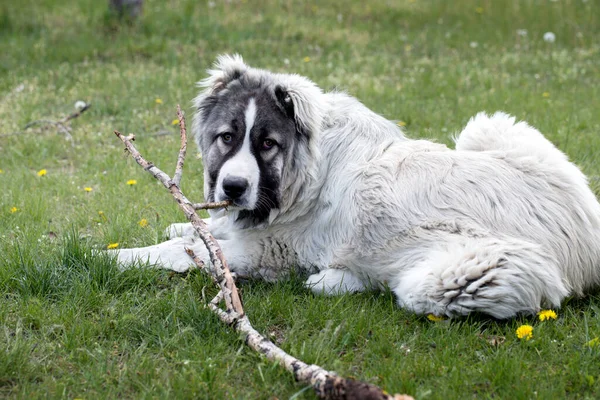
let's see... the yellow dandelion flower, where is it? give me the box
[587,337,600,348]
[107,243,119,249]
[37,169,47,177]
[98,210,107,221]
[516,324,533,340]
[397,121,407,127]
[404,44,412,52]
[84,187,93,192]
[127,179,137,186]
[171,118,180,125]
[138,218,149,227]
[427,314,446,322]
[155,98,163,104]
[303,56,311,63]
[542,92,550,98]
[10,206,19,213]
[0,169,4,173]
[475,7,484,14]
[538,309,557,321]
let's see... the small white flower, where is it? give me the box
[543,32,556,43]
[283,58,290,65]
[208,1,215,7]
[517,29,528,37]
[74,100,87,110]
[337,13,343,23]
[470,41,478,48]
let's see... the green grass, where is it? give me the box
[1,0,600,398]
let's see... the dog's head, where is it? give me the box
[193,55,324,228]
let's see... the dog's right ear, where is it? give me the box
[199,54,248,94]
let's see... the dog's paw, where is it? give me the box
[305,269,366,295]
[164,222,196,239]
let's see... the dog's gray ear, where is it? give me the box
[274,75,325,142]
[274,86,295,119]
[198,54,248,94]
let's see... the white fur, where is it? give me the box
[214,98,260,208]
[117,56,600,319]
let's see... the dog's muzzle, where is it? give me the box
[222,176,249,200]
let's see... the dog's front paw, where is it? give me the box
[164,222,196,239]
[305,269,366,295]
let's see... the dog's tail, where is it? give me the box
[456,111,600,221]
[454,112,566,163]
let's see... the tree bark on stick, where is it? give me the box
[113,106,413,400]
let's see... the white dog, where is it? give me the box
[116,55,600,319]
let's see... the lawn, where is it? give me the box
[1,0,600,398]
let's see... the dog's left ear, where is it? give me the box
[274,86,295,119]
[274,76,325,142]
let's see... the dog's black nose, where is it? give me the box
[222,177,249,199]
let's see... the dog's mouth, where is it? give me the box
[220,198,250,209]
[215,193,255,210]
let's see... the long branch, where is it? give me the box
[113,109,412,400]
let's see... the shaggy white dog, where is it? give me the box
[116,55,600,319]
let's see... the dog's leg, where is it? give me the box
[114,232,297,279]
[113,237,206,272]
[392,237,569,319]
[305,269,366,295]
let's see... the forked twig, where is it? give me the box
[114,128,243,317]
[113,105,412,400]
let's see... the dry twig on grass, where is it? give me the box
[1,102,91,140]
[113,105,413,400]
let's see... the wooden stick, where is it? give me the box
[113,109,412,400]
[193,200,232,210]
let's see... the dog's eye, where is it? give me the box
[262,139,276,150]
[221,133,233,144]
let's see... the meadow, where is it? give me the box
[1,0,600,398]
